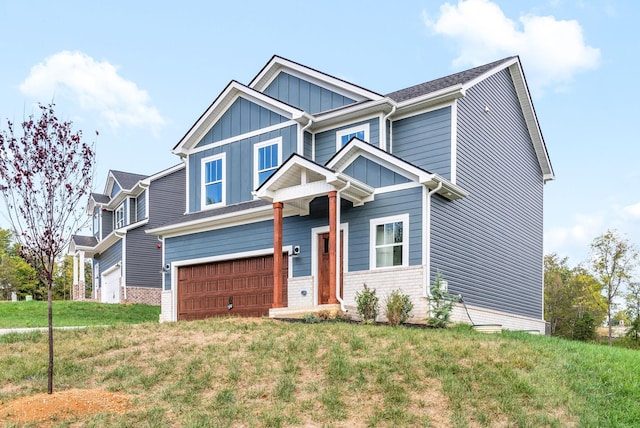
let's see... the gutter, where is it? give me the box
[422,181,442,298]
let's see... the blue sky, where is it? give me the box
[0,0,636,265]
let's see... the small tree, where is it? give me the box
[0,103,95,393]
[384,289,413,326]
[427,272,457,328]
[590,230,639,346]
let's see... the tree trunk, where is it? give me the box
[47,283,54,394]
[608,309,613,347]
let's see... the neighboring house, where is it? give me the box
[69,164,185,305]
[147,55,554,331]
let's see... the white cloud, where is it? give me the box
[19,51,167,131]
[423,0,600,92]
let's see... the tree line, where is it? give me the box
[545,229,640,347]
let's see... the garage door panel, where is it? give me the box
[177,254,287,320]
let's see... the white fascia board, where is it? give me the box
[463,57,519,90]
[173,82,304,156]
[141,163,185,186]
[507,63,555,182]
[310,99,395,131]
[249,56,383,102]
[393,85,465,120]
[145,205,274,238]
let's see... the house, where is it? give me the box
[147,55,554,331]
[69,164,185,305]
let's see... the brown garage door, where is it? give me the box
[177,254,288,321]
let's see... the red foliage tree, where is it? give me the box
[0,103,95,393]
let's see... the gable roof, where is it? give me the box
[386,57,515,103]
[110,170,148,191]
[249,55,384,102]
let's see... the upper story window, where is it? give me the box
[202,153,226,208]
[254,138,282,188]
[93,210,100,236]
[370,214,409,269]
[129,197,138,224]
[114,203,125,229]
[336,123,370,150]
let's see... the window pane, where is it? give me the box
[393,245,403,266]
[205,183,222,205]
[376,224,385,245]
[356,131,364,140]
[341,135,349,146]
[258,170,272,185]
[393,222,403,243]
[376,247,393,268]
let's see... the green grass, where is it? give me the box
[0,301,160,328]
[1,318,639,427]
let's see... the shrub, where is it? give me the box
[571,312,597,341]
[303,313,320,324]
[427,272,457,328]
[355,284,379,324]
[384,290,414,326]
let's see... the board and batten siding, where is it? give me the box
[188,125,298,212]
[342,157,410,188]
[110,182,121,198]
[264,72,356,114]
[196,97,288,148]
[392,107,452,179]
[430,68,544,320]
[314,118,380,165]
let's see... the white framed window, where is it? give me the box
[254,137,282,188]
[201,153,226,209]
[93,209,100,236]
[114,203,125,229]
[370,214,409,269]
[336,123,370,151]
[129,197,138,224]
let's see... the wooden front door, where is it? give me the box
[317,231,343,305]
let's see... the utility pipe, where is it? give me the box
[335,182,351,312]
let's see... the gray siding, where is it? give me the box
[94,239,123,288]
[392,107,451,178]
[342,157,410,188]
[303,131,313,159]
[315,118,380,165]
[126,227,162,288]
[137,190,146,221]
[122,167,185,289]
[189,125,297,212]
[430,69,544,319]
[102,210,113,237]
[264,72,356,114]
[196,97,288,148]
[110,183,121,198]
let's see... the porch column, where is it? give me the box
[72,253,79,300]
[328,191,338,304]
[272,202,283,308]
[78,251,85,301]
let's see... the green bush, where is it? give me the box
[355,284,379,324]
[384,289,413,326]
[571,312,597,341]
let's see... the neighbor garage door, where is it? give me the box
[177,254,288,320]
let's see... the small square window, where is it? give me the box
[254,138,282,189]
[336,123,370,151]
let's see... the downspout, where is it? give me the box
[115,230,127,301]
[422,181,442,298]
[335,182,351,312]
[299,116,313,155]
[383,104,396,153]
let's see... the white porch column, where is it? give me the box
[72,253,79,285]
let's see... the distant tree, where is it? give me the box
[625,282,640,343]
[590,230,639,346]
[0,103,95,393]
[0,228,38,300]
[544,254,606,340]
[52,255,92,300]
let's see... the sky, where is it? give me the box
[0,0,637,266]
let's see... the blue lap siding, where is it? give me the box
[430,69,544,319]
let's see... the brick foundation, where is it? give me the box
[122,286,161,306]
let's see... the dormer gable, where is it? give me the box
[250,55,384,110]
[173,81,309,156]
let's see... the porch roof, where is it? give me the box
[253,154,375,215]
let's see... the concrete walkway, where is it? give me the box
[0,326,92,336]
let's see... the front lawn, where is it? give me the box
[0,301,160,328]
